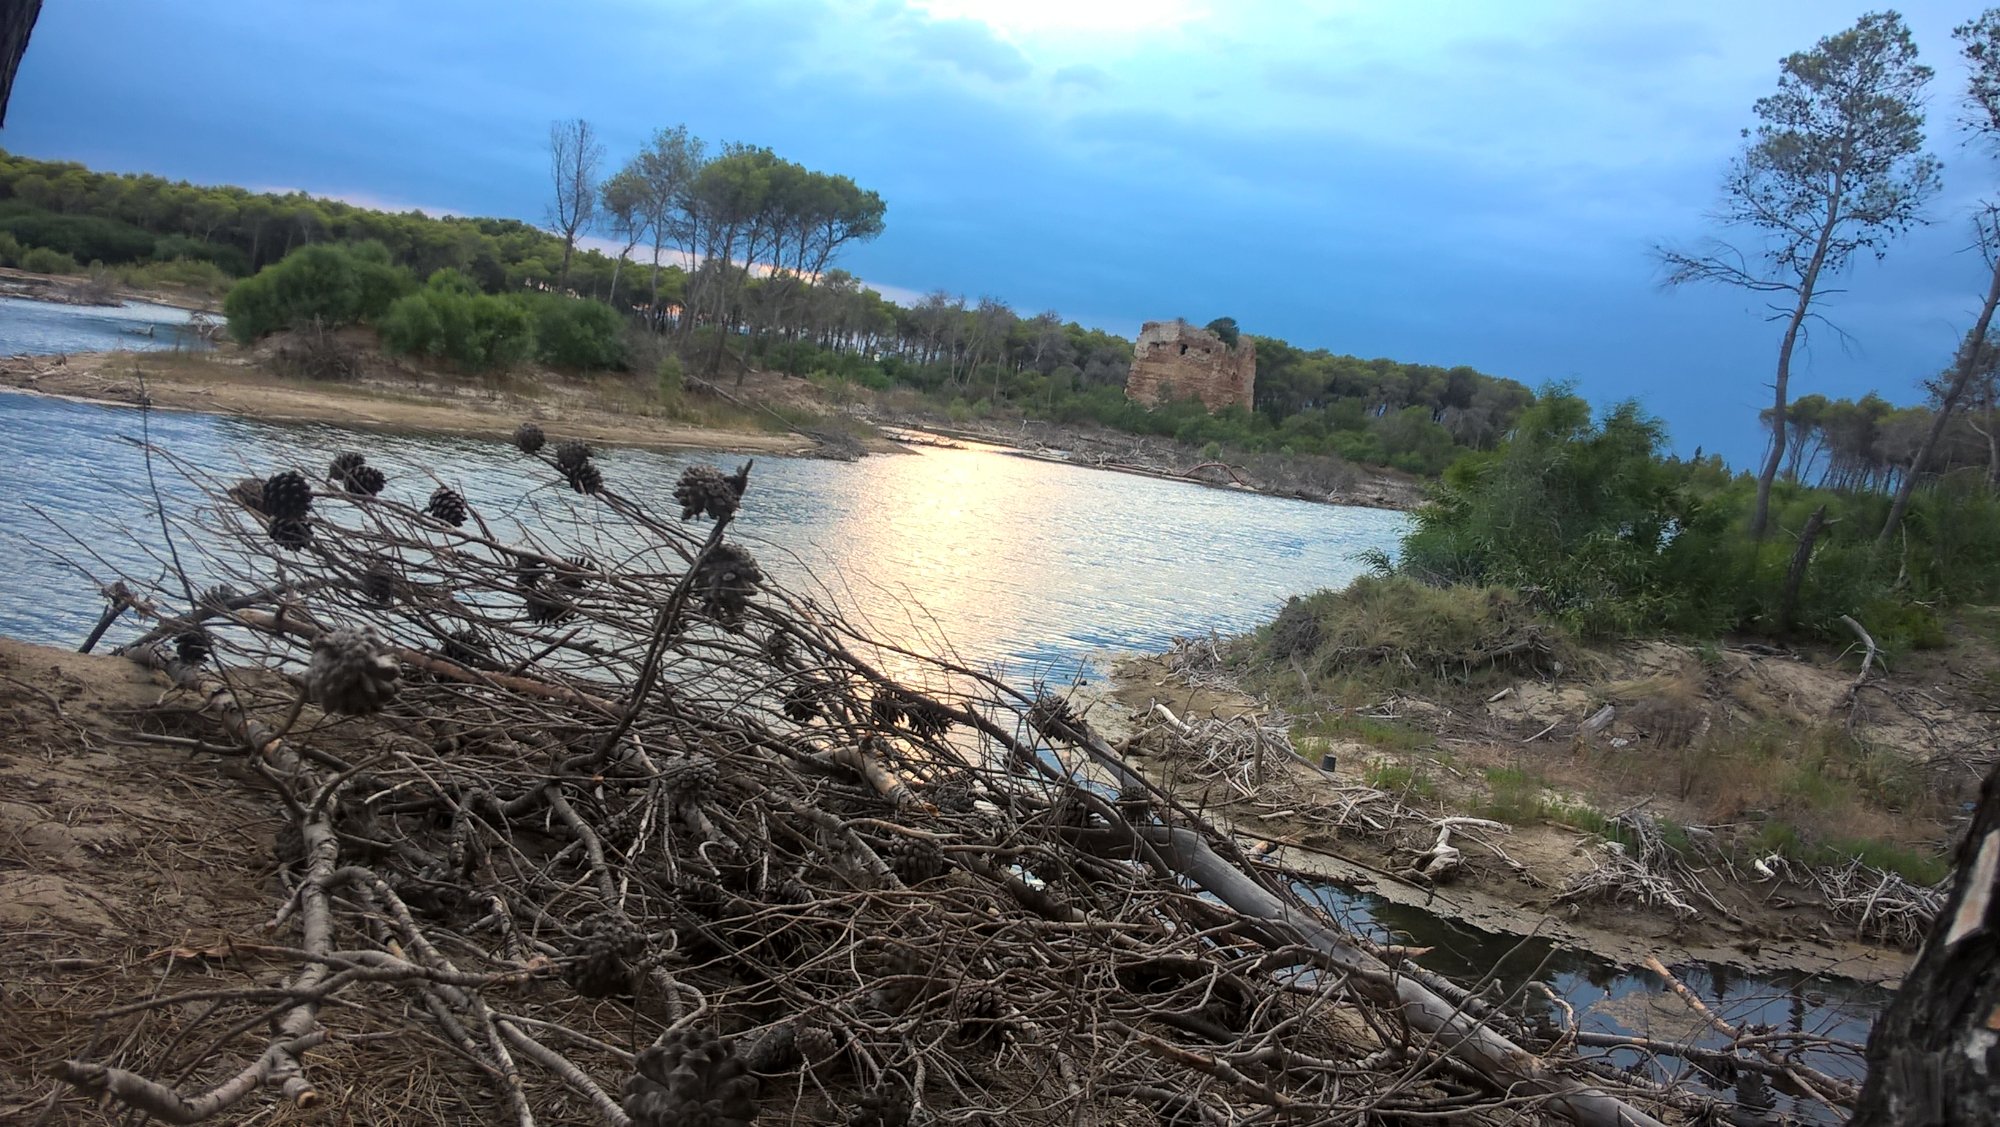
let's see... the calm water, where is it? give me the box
[1,294,216,355]
[0,302,1885,1110]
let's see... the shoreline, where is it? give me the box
[0,349,829,456]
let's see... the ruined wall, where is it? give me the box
[1124,320,1255,413]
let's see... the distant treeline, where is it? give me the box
[0,145,1541,473]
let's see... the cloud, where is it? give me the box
[897,15,1032,83]
[1051,63,1110,94]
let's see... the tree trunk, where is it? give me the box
[1752,192,1844,540]
[1880,253,2000,544]
[1779,503,1827,632]
[557,239,575,292]
[0,0,40,127]
[1851,763,2000,1126]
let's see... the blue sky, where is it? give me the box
[3,0,1993,462]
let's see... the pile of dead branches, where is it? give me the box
[1555,813,1725,922]
[33,432,1704,1127]
[1782,857,1944,949]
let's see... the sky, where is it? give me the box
[3,0,1995,463]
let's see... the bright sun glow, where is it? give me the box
[906,0,1206,37]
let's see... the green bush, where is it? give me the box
[20,245,78,274]
[660,353,692,407]
[514,292,625,370]
[0,230,19,266]
[223,242,414,342]
[379,270,533,371]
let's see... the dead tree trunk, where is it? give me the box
[1850,762,2000,1126]
[0,0,42,126]
[1779,504,1828,632]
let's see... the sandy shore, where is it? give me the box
[0,349,831,455]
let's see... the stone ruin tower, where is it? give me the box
[1124,319,1255,413]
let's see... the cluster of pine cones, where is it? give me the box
[673,463,750,521]
[327,451,386,496]
[694,544,763,628]
[257,470,315,549]
[552,439,603,495]
[621,1029,758,1127]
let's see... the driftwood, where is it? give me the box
[30,434,1700,1127]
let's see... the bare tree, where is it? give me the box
[545,118,604,292]
[0,0,39,127]
[1659,11,1939,538]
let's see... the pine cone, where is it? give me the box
[953,980,1005,1043]
[884,835,947,884]
[760,630,795,667]
[694,543,763,628]
[328,451,365,481]
[344,464,387,496]
[552,439,592,474]
[227,478,265,513]
[566,461,604,495]
[306,626,400,715]
[906,699,956,740]
[566,914,647,998]
[261,471,312,520]
[673,465,740,521]
[671,759,717,798]
[1029,692,1088,744]
[425,486,468,526]
[513,421,546,454]
[783,678,825,723]
[173,629,212,666]
[870,688,909,729]
[441,628,494,669]
[556,555,593,592]
[623,1029,758,1127]
[793,1023,839,1067]
[361,563,395,607]
[514,555,549,591]
[268,515,314,549]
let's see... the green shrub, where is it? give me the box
[1261,575,1570,687]
[514,292,625,370]
[223,242,414,342]
[379,271,533,371]
[0,230,19,266]
[657,352,685,405]
[20,245,77,274]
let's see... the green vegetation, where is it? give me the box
[1361,760,1437,802]
[1395,385,2000,648]
[221,242,413,342]
[380,269,535,372]
[1261,575,1569,690]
